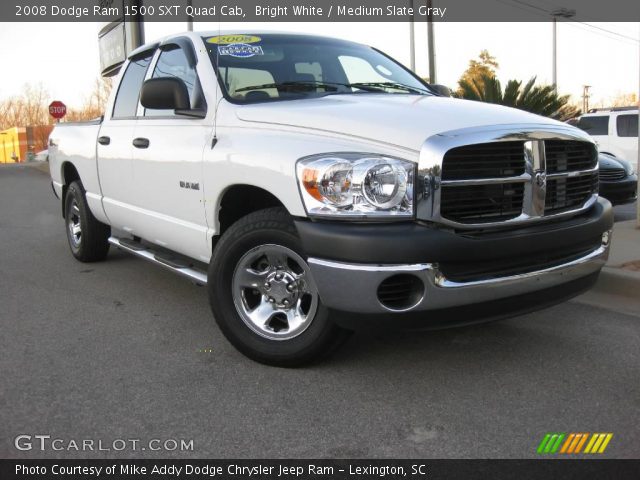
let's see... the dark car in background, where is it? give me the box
[598,153,637,205]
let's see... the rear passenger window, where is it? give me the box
[146,46,205,116]
[576,116,609,135]
[616,114,638,138]
[112,53,153,118]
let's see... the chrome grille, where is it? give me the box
[545,172,599,214]
[436,136,598,227]
[599,168,627,181]
[441,142,526,180]
[545,140,597,173]
[440,182,524,223]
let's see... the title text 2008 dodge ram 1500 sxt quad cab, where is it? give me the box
[49,32,613,366]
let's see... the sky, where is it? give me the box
[0,21,638,109]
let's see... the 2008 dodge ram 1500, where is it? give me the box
[49,32,613,366]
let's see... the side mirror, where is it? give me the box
[140,78,190,111]
[431,84,451,97]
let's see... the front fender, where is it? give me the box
[202,126,419,234]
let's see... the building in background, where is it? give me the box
[0,125,53,163]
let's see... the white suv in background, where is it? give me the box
[576,107,638,166]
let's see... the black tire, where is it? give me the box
[64,180,111,262]
[208,207,351,367]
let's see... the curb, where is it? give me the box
[592,267,640,300]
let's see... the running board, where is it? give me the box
[108,236,208,285]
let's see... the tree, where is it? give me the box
[457,50,499,94]
[610,92,637,108]
[66,77,113,122]
[458,73,580,121]
[0,77,114,130]
[0,83,50,130]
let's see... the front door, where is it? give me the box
[129,43,212,262]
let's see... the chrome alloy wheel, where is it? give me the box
[232,244,319,340]
[67,199,82,248]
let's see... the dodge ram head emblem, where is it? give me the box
[535,172,547,188]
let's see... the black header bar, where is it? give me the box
[2,459,640,480]
[3,0,640,22]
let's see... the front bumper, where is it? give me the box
[599,175,638,205]
[308,243,608,314]
[296,198,613,321]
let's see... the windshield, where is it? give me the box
[202,34,433,104]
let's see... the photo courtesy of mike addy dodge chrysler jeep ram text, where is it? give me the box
[48,32,613,366]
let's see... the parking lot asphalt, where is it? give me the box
[1,164,639,459]
[613,200,637,222]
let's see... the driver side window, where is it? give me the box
[145,46,205,116]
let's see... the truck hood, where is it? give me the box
[235,94,566,151]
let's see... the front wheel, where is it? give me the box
[208,208,350,366]
[64,180,111,262]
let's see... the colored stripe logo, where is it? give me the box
[537,433,613,454]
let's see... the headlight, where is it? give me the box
[297,153,415,219]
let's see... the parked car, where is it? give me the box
[48,32,613,366]
[576,107,638,165]
[598,152,637,205]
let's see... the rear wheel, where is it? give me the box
[64,180,110,262]
[208,207,350,366]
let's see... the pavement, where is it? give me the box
[1,164,639,460]
[577,214,640,317]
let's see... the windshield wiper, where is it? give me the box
[235,81,345,93]
[234,80,394,94]
[234,80,428,96]
[348,82,430,94]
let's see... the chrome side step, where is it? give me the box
[108,236,208,285]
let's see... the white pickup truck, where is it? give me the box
[49,31,613,366]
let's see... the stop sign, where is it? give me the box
[49,101,67,120]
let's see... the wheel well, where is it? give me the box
[61,162,80,217]
[216,185,286,241]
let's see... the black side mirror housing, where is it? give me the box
[140,78,191,111]
[431,84,452,97]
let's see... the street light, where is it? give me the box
[551,8,576,89]
[409,0,415,71]
[427,0,436,83]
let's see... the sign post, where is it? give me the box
[98,1,145,77]
[49,101,67,122]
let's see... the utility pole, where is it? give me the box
[427,0,436,83]
[582,85,591,113]
[637,23,639,228]
[409,0,415,71]
[552,16,557,87]
[551,8,576,89]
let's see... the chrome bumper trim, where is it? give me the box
[308,243,609,314]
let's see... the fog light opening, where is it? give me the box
[377,274,425,311]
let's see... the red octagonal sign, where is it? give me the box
[49,101,67,120]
